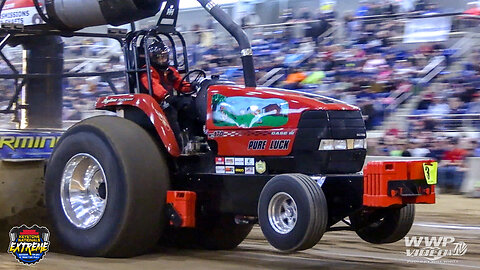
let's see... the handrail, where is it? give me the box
[258,67,282,86]
[403,113,480,118]
[400,113,480,132]
[354,11,465,21]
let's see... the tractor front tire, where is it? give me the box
[45,116,170,257]
[258,174,328,252]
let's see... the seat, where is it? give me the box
[195,79,212,124]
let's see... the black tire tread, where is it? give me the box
[46,116,169,257]
[352,204,415,244]
[293,174,328,251]
[258,173,328,252]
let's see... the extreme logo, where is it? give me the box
[8,225,50,265]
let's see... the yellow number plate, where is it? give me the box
[423,162,438,185]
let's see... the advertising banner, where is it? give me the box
[0,130,62,160]
[403,17,452,43]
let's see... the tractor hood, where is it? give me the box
[208,85,359,112]
[206,85,367,172]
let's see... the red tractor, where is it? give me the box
[44,0,436,257]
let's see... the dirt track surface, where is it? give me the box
[1,195,479,270]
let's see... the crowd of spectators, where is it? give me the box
[368,126,478,194]
[184,1,454,130]
[0,0,464,127]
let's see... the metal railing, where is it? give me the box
[404,113,480,132]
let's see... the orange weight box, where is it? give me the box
[166,191,196,228]
[363,160,436,207]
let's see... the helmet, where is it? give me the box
[147,40,170,70]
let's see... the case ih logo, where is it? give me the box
[405,236,467,261]
[166,5,175,16]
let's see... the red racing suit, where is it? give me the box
[140,66,191,101]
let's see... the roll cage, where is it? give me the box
[126,0,257,97]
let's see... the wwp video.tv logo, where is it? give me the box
[405,236,467,263]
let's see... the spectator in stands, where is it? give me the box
[438,138,468,193]
[467,94,480,114]
[283,67,307,89]
[409,141,431,157]
[427,137,447,161]
[427,97,450,115]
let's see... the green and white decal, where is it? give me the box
[212,95,289,128]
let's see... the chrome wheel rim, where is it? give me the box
[60,153,108,229]
[268,192,298,234]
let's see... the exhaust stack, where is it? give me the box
[1,0,163,30]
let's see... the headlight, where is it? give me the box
[319,139,367,150]
[334,140,347,150]
[354,139,367,149]
[319,140,334,150]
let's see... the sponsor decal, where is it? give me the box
[225,166,235,174]
[245,167,255,175]
[212,95,289,128]
[8,225,50,265]
[215,157,225,165]
[405,236,467,263]
[0,3,45,26]
[0,132,62,160]
[234,158,244,166]
[269,140,290,150]
[101,96,134,105]
[245,158,255,166]
[255,161,267,174]
[248,140,267,150]
[235,168,245,174]
[215,166,225,174]
[225,157,235,165]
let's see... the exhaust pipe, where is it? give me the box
[44,0,163,30]
[196,0,256,88]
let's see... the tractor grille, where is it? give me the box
[290,110,367,174]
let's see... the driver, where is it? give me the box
[141,40,191,151]
[141,40,191,102]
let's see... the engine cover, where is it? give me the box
[205,85,367,174]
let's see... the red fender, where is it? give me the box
[96,94,181,157]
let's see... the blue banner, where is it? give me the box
[0,130,63,160]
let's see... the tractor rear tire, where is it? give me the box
[45,116,170,257]
[350,204,415,244]
[258,174,328,252]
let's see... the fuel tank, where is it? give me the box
[1,0,163,30]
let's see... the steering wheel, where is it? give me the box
[178,69,207,95]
